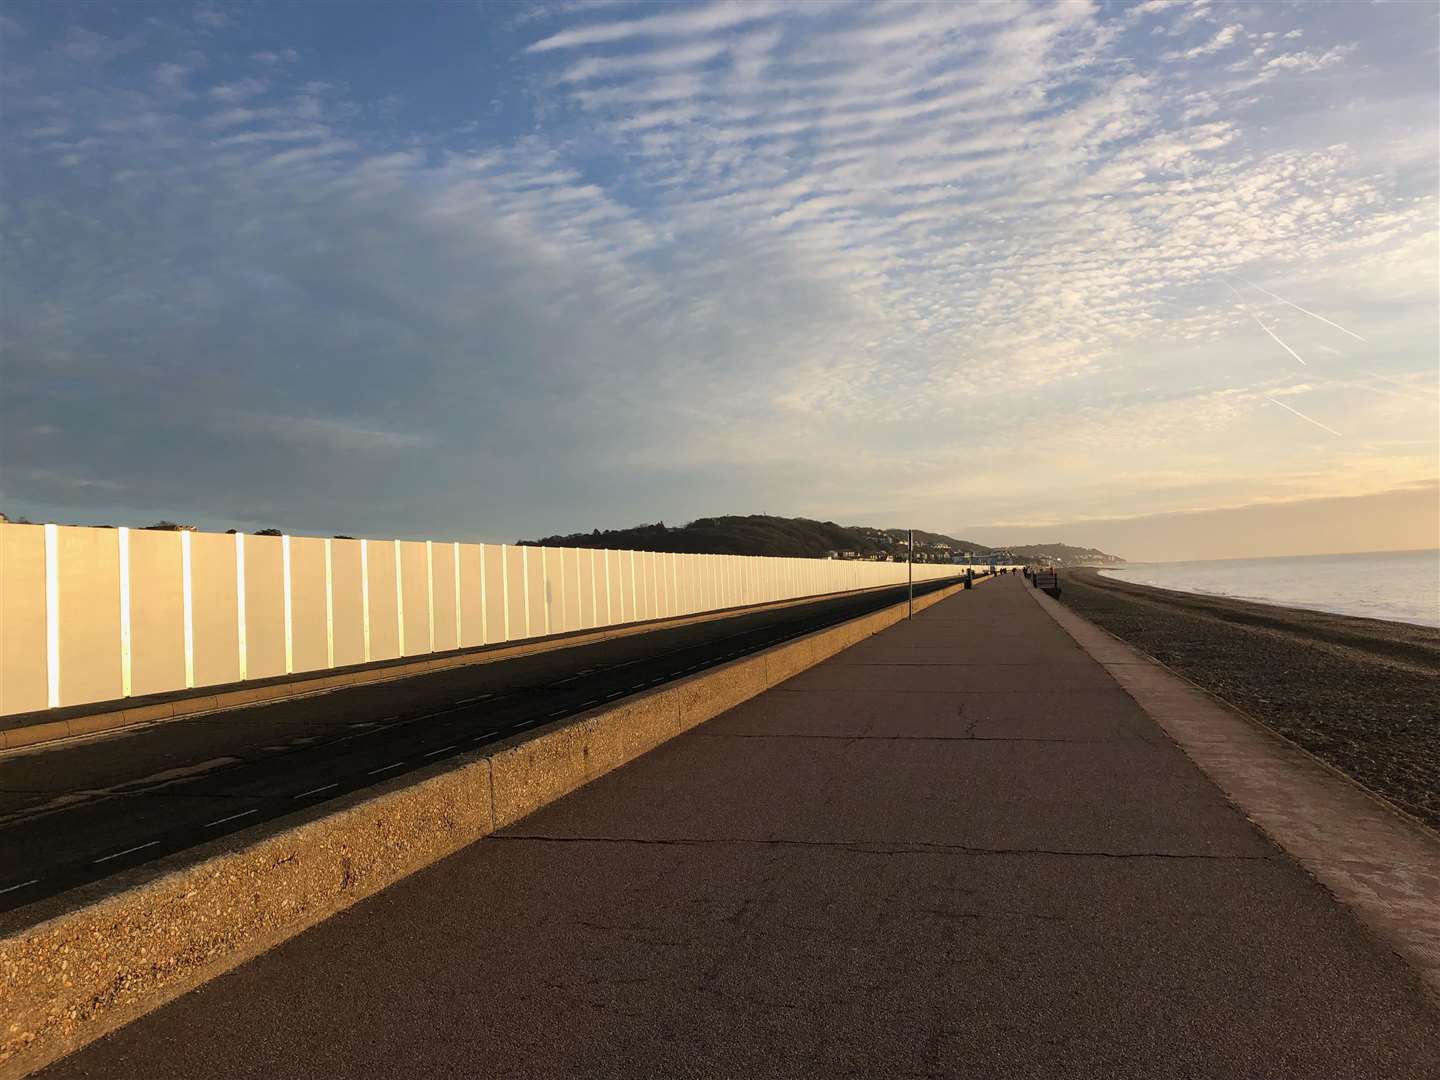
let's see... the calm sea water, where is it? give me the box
[1099,549,1440,628]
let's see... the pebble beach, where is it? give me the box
[1060,567,1440,831]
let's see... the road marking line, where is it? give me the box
[295,783,339,798]
[579,699,600,707]
[547,709,567,718]
[423,745,457,757]
[456,694,492,705]
[205,809,259,828]
[94,840,160,864]
[368,761,407,775]
[0,879,39,894]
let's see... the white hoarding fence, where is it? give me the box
[0,523,989,716]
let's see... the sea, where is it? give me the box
[1098,549,1440,629]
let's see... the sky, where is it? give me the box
[2,0,1436,561]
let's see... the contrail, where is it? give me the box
[1264,395,1343,437]
[1225,281,1306,365]
[1232,275,1366,342]
[1254,319,1307,366]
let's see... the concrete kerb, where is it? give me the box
[0,753,497,1080]
[0,577,972,1079]
[1,580,958,753]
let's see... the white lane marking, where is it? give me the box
[456,694,492,705]
[579,699,600,708]
[515,719,538,729]
[547,709,567,718]
[368,761,406,775]
[93,840,160,864]
[0,879,39,895]
[424,745,457,757]
[205,808,259,828]
[295,783,339,799]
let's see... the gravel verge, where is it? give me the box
[1059,567,1440,831]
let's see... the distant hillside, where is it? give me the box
[1002,543,1124,566]
[524,515,894,559]
[522,515,1121,565]
[866,527,993,556]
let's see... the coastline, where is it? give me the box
[1095,549,1439,629]
[1060,567,1440,831]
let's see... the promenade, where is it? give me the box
[40,578,1439,1078]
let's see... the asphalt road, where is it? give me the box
[36,578,1440,1079]
[0,576,964,913]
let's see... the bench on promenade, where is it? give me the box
[1032,569,1061,597]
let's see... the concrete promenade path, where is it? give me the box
[41,578,1439,1079]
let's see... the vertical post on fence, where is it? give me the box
[360,538,371,662]
[282,534,293,674]
[117,526,132,698]
[425,540,435,653]
[521,546,531,638]
[453,541,462,649]
[44,523,60,708]
[182,530,196,687]
[501,544,511,642]
[323,538,334,669]
[479,544,489,645]
[235,531,248,680]
[908,528,914,620]
[394,538,405,655]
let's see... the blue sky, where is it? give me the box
[2,0,1436,557]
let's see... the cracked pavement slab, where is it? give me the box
[36,578,1440,1079]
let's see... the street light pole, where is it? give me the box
[907,528,914,620]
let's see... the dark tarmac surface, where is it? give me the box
[1059,567,1440,830]
[0,578,959,913]
[37,578,1440,1079]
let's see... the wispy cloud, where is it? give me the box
[1,1,1434,541]
[527,0,793,52]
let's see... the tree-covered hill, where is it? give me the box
[1002,544,1125,565]
[522,514,1122,564]
[524,515,895,558]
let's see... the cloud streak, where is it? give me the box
[0,1,1435,543]
[1264,395,1343,438]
